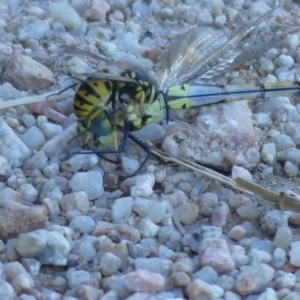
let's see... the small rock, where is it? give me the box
[40,122,63,140]
[289,241,300,267]
[134,257,172,277]
[99,252,122,276]
[47,2,82,29]
[210,201,230,227]
[120,174,155,198]
[4,261,35,294]
[0,280,15,300]
[20,258,41,276]
[272,134,295,151]
[198,238,235,273]
[272,248,287,269]
[62,154,99,172]
[111,196,134,223]
[124,269,164,293]
[15,229,71,266]
[23,151,48,170]
[171,258,194,274]
[228,225,246,241]
[69,215,96,234]
[261,210,289,234]
[284,161,298,177]
[66,268,91,289]
[236,204,260,220]
[261,143,276,165]
[196,192,218,216]
[0,117,31,168]
[273,226,293,250]
[136,218,159,238]
[174,203,199,225]
[236,265,269,295]
[60,191,90,213]
[168,272,191,287]
[69,171,104,200]
[0,200,48,239]
[275,273,296,290]
[277,148,300,167]
[3,55,54,92]
[187,279,224,300]
[73,285,104,300]
[192,265,218,284]
[133,198,167,224]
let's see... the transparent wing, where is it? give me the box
[160,5,280,90]
[59,46,150,81]
[73,72,138,84]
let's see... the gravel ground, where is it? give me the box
[1,0,300,299]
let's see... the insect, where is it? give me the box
[59,4,300,175]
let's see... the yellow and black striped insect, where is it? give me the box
[59,4,300,175]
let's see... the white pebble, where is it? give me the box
[47,2,82,29]
[69,171,104,200]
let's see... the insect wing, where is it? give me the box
[160,5,280,90]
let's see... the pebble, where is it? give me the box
[236,204,260,220]
[18,20,50,42]
[136,218,159,238]
[69,171,104,200]
[0,83,23,101]
[15,229,71,266]
[4,261,35,294]
[20,258,41,276]
[69,215,96,234]
[111,196,134,223]
[40,122,63,140]
[198,238,235,273]
[23,151,48,170]
[261,143,276,165]
[261,210,291,234]
[121,174,155,198]
[210,201,230,227]
[17,184,38,203]
[273,226,293,250]
[289,241,300,267]
[99,252,122,276]
[0,117,31,168]
[187,279,224,300]
[257,287,277,300]
[124,269,165,293]
[284,161,299,177]
[275,273,296,289]
[196,192,218,216]
[236,265,268,295]
[0,280,15,300]
[46,2,83,29]
[73,285,104,300]
[66,268,91,289]
[3,54,54,93]
[192,265,218,284]
[228,225,246,241]
[253,113,273,128]
[277,54,294,68]
[174,203,199,225]
[169,271,191,287]
[272,248,287,269]
[0,200,48,239]
[272,134,296,151]
[134,258,172,277]
[133,198,167,224]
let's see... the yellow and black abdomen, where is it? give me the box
[73,79,114,122]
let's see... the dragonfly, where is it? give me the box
[54,4,299,175]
